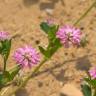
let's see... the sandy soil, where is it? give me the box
[0,0,96,96]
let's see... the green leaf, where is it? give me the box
[6,39,11,60]
[0,65,20,86]
[0,71,11,85]
[39,37,62,59]
[48,25,59,40]
[0,73,3,86]
[84,78,96,88]
[39,46,51,58]
[40,22,50,34]
[81,84,92,96]
[40,22,59,41]
[54,38,62,47]
[40,22,61,59]
[9,65,20,80]
[39,46,46,55]
[0,39,12,72]
[2,39,12,61]
[0,43,3,54]
[49,38,62,56]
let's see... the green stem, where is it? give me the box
[6,58,48,96]
[3,57,6,73]
[74,1,96,25]
[21,58,47,87]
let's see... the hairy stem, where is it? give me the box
[20,58,47,87]
[74,1,96,25]
[3,57,7,73]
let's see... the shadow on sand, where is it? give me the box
[23,0,65,10]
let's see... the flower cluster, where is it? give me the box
[0,31,10,41]
[46,19,54,26]
[89,67,96,79]
[13,46,40,68]
[56,25,82,47]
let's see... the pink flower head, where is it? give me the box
[89,67,96,79]
[46,19,54,26]
[56,25,82,47]
[13,46,40,68]
[0,32,10,41]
